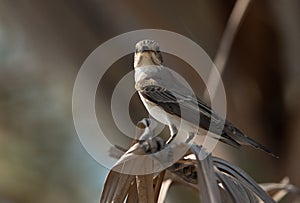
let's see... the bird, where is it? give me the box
[133,39,275,156]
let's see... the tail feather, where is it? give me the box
[222,122,278,158]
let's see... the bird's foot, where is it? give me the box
[185,132,195,144]
[166,123,178,145]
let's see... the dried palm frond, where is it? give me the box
[100,119,300,203]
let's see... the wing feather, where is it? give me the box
[137,85,275,156]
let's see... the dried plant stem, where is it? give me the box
[153,171,166,202]
[192,145,221,203]
[136,174,155,203]
[126,180,138,203]
[158,179,173,203]
[204,0,252,99]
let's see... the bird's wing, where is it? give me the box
[137,84,221,131]
[137,84,275,156]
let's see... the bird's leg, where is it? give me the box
[166,123,178,144]
[185,132,195,144]
[134,118,166,154]
[137,118,153,141]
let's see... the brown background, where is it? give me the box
[1,1,300,202]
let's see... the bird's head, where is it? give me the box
[134,39,163,68]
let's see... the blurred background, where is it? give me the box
[1,0,300,202]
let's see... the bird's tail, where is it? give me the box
[222,122,278,158]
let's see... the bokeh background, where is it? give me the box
[1,0,300,202]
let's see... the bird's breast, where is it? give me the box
[138,92,170,125]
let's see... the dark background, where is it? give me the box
[1,1,300,202]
